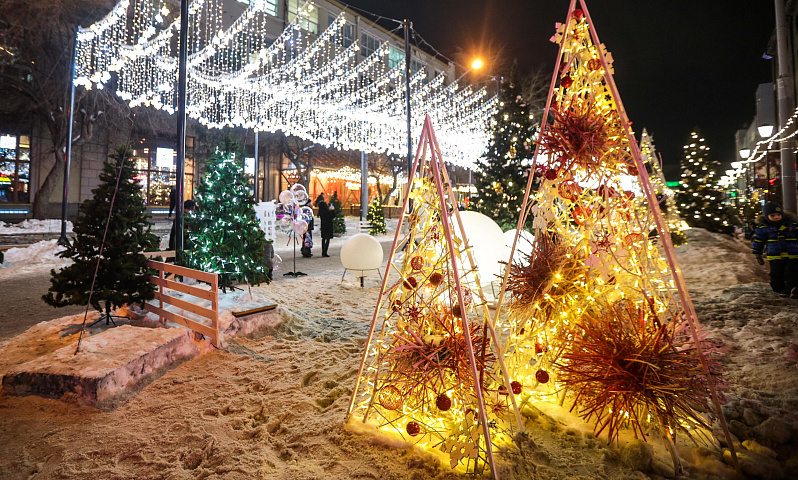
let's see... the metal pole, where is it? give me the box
[360,151,368,220]
[58,28,78,246]
[175,0,189,256]
[776,0,797,212]
[404,19,412,178]
[254,129,259,201]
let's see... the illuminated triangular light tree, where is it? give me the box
[640,129,686,245]
[493,0,739,473]
[347,116,522,479]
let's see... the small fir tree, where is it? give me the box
[44,144,159,317]
[640,129,686,245]
[675,128,735,234]
[367,197,386,235]
[471,68,537,230]
[182,145,270,289]
[331,191,346,234]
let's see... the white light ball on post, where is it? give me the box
[451,211,507,285]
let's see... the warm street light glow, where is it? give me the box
[471,59,483,70]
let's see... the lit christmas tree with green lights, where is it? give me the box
[331,191,346,235]
[471,68,537,230]
[367,197,385,235]
[640,129,686,245]
[675,128,735,234]
[182,145,270,289]
[44,145,159,318]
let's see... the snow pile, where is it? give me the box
[0,239,69,273]
[0,219,72,234]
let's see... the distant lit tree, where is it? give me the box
[675,128,735,234]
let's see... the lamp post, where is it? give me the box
[775,0,797,213]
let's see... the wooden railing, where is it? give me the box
[141,251,220,347]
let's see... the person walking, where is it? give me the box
[319,199,336,257]
[752,202,798,297]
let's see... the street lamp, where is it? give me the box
[471,58,483,70]
[739,148,751,159]
[758,124,774,138]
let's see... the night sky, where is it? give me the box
[341,0,775,180]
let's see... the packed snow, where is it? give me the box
[0,219,72,235]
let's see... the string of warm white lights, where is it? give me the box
[720,104,798,187]
[74,0,495,167]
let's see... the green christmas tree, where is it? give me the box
[44,145,159,318]
[331,191,346,234]
[367,196,385,235]
[471,68,537,230]
[640,129,686,245]
[182,144,271,290]
[675,128,735,234]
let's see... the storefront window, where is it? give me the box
[130,136,194,206]
[0,134,30,203]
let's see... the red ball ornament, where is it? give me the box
[511,381,523,395]
[535,343,547,355]
[545,169,559,181]
[587,58,601,71]
[536,369,550,384]
[379,385,403,411]
[391,300,402,312]
[403,276,418,290]
[558,180,582,201]
[451,304,463,318]
[410,255,424,271]
[572,8,584,20]
[623,233,644,247]
[572,206,592,226]
[560,76,573,89]
[429,272,443,286]
[406,421,421,436]
[436,393,452,411]
[498,385,508,396]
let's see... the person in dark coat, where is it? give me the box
[752,202,798,297]
[314,193,325,208]
[318,200,336,257]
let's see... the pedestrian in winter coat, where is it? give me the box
[318,200,336,257]
[752,202,798,297]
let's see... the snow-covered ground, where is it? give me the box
[0,219,72,235]
[0,227,796,480]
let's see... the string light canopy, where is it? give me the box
[74,0,495,168]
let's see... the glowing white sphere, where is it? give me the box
[503,229,536,261]
[451,211,507,283]
[341,233,384,274]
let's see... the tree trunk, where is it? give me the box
[31,149,64,219]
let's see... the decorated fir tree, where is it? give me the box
[675,128,735,234]
[330,191,346,234]
[367,196,386,235]
[471,68,537,230]
[499,5,733,469]
[640,129,686,245]
[182,145,270,289]
[44,145,158,318]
